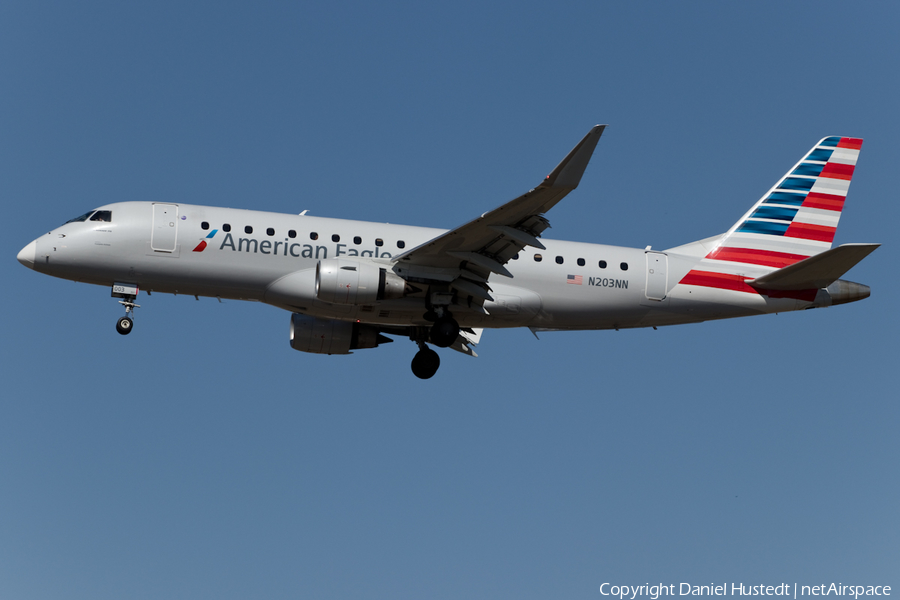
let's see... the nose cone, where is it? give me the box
[17,240,36,269]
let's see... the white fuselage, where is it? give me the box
[23,201,823,332]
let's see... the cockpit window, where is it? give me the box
[90,210,112,222]
[65,211,94,224]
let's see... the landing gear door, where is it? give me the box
[644,251,668,301]
[151,203,179,252]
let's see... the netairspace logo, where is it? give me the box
[599,584,891,600]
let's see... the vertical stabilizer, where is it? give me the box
[677,137,863,295]
[712,136,862,266]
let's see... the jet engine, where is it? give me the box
[315,258,406,304]
[289,313,392,355]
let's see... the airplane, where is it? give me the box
[17,126,878,379]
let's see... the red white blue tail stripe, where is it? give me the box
[678,137,862,296]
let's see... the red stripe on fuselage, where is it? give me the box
[705,247,808,268]
[679,270,756,293]
[678,270,817,301]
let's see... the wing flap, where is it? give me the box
[449,327,483,357]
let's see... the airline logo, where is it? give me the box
[731,136,861,248]
[193,229,218,252]
[678,136,861,298]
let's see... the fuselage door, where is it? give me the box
[644,251,668,301]
[151,203,179,252]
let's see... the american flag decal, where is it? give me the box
[567,274,583,285]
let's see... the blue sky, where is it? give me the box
[1,2,897,598]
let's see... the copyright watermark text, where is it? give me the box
[599,584,891,600]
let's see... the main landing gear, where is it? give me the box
[429,315,460,348]
[426,306,459,348]
[411,341,440,380]
[409,310,460,379]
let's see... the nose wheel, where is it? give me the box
[116,315,134,335]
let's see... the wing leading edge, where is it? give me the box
[391,125,606,295]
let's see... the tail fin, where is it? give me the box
[675,137,866,297]
[709,136,863,268]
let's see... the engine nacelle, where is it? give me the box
[289,313,389,355]
[315,258,406,305]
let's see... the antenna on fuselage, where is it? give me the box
[299,210,309,216]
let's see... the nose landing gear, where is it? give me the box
[111,282,141,336]
[115,298,140,335]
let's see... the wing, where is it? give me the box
[391,125,606,299]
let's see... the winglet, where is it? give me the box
[544,125,606,188]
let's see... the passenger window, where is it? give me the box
[353,236,362,245]
[245,226,253,234]
[288,230,297,238]
[201,221,210,230]
[599,260,607,269]
[577,258,585,267]
[310,232,318,240]
[375,238,384,247]
[223,224,231,232]
[620,262,628,271]
[555,256,564,264]
[534,254,543,262]
[397,240,406,249]
[267,227,275,236]
[332,234,340,242]
[90,211,112,222]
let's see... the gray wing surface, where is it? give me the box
[391,125,606,293]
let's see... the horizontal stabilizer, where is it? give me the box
[748,243,879,290]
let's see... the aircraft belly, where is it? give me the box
[526,277,645,329]
[663,285,807,320]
